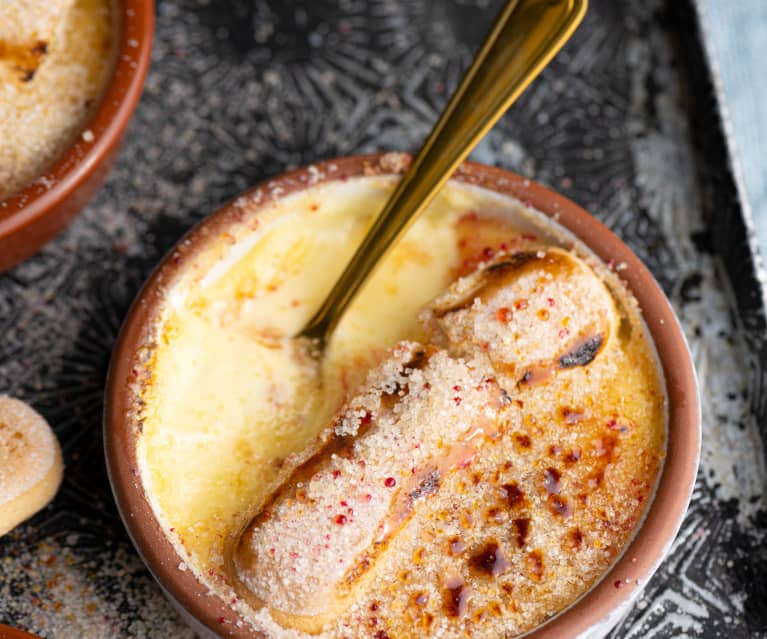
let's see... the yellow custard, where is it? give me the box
[0,0,116,199]
[136,176,665,638]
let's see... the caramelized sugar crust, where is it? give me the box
[327,223,665,639]
[142,202,665,639]
[232,236,664,637]
[234,344,504,632]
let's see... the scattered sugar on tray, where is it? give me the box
[0,535,193,638]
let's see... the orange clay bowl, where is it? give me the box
[0,626,44,639]
[0,0,154,273]
[105,154,700,639]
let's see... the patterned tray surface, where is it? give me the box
[1,0,765,637]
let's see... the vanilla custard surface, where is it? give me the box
[136,176,665,638]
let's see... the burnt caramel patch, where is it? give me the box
[560,406,585,424]
[434,253,538,318]
[420,612,435,629]
[543,467,562,495]
[485,507,504,524]
[382,349,432,402]
[477,254,546,305]
[559,335,604,368]
[381,380,408,404]
[563,447,582,465]
[517,366,554,387]
[0,39,49,82]
[501,482,525,509]
[593,434,619,461]
[511,518,531,548]
[404,349,429,372]
[587,469,605,489]
[512,433,531,450]
[29,41,48,55]
[470,541,510,577]
[548,494,572,518]
[443,578,470,618]
[567,528,583,550]
[485,253,537,274]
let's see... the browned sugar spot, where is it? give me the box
[517,366,554,387]
[31,41,48,55]
[564,447,582,465]
[593,434,619,460]
[567,528,583,550]
[0,39,49,82]
[443,579,470,618]
[560,406,585,424]
[548,494,572,518]
[543,467,562,494]
[512,433,531,450]
[525,550,545,582]
[437,252,538,317]
[511,518,530,548]
[381,348,433,406]
[404,349,429,371]
[586,468,604,490]
[485,507,504,524]
[501,482,525,509]
[421,612,435,629]
[496,307,513,324]
[470,541,510,577]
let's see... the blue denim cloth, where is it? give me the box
[700,0,767,258]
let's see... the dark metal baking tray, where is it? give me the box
[1,0,765,636]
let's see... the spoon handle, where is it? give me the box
[302,0,587,341]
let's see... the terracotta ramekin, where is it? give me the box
[105,154,701,639]
[0,0,154,273]
[0,625,43,639]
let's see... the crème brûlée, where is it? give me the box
[135,174,666,638]
[0,0,115,199]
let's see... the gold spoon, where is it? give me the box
[227,0,588,602]
[301,0,587,346]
